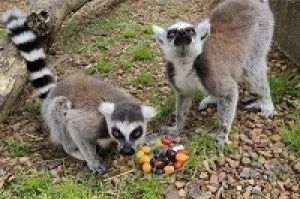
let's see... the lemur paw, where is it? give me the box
[245,100,276,118]
[91,163,106,175]
[211,127,229,149]
[161,126,180,136]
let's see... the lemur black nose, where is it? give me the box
[120,143,135,156]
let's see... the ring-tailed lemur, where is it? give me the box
[3,9,156,174]
[153,0,275,147]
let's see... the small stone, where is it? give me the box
[240,168,250,179]
[258,138,270,147]
[271,134,281,142]
[207,185,218,193]
[210,174,218,185]
[178,189,186,197]
[187,184,211,199]
[226,158,239,168]
[293,162,300,173]
[241,157,251,166]
[246,179,255,185]
[249,169,260,178]
[199,172,209,180]
[258,151,273,158]
[228,175,236,186]
[242,190,251,199]
[236,185,242,191]
[19,157,31,165]
[252,186,262,195]
[218,172,226,181]
[174,181,185,189]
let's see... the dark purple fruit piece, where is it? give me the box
[150,158,156,167]
[162,156,170,164]
[153,148,160,154]
[153,153,160,159]
[167,149,176,161]
[160,151,167,158]
[155,160,165,169]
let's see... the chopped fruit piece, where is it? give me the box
[172,145,184,152]
[141,146,151,154]
[142,163,152,173]
[155,160,165,169]
[161,137,171,146]
[136,150,144,159]
[160,151,167,158]
[164,165,175,174]
[155,139,164,148]
[174,161,184,170]
[175,153,188,162]
[166,149,176,161]
[177,149,188,155]
[153,148,160,154]
[140,155,151,163]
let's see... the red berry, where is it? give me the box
[174,161,183,170]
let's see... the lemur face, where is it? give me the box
[153,20,211,59]
[99,102,156,156]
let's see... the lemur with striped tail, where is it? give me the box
[153,0,275,147]
[3,9,156,174]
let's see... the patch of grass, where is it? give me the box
[152,91,175,122]
[4,138,31,157]
[95,57,112,73]
[140,24,153,35]
[222,143,236,156]
[193,91,203,103]
[133,71,154,85]
[9,171,105,198]
[131,43,153,61]
[120,59,133,70]
[26,98,41,116]
[122,28,138,38]
[87,16,119,33]
[122,174,166,199]
[281,109,300,154]
[183,131,217,177]
[269,74,300,102]
[0,28,6,42]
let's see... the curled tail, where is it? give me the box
[3,9,56,99]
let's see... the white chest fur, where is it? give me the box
[173,61,207,95]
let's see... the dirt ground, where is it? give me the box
[0,0,299,198]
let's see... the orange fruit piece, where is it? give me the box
[177,149,189,155]
[175,153,188,162]
[140,146,151,154]
[142,163,152,173]
[164,165,175,174]
[140,155,151,163]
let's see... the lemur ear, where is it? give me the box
[141,105,156,121]
[152,24,165,44]
[99,102,115,117]
[197,19,211,40]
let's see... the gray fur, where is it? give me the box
[153,0,275,147]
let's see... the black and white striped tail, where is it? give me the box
[3,9,56,99]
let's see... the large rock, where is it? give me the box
[270,0,300,67]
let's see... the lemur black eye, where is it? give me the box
[111,127,124,140]
[201,33,208,40]
[130,126,143,140]
[167,29,177,39]
[186,27,196,36]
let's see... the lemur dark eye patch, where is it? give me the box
[201,32,208,40]
[130,126,143,140]
[167,29,177,39]
[185,27,196,36]
[111,127,125,140]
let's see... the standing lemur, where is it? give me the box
[3,9,156,174]
[153,0,275,146]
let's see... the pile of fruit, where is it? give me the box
[135,136,189,175]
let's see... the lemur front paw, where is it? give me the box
[90,163,106,175]
[211,127,229,148]
[161,126,180,136]
[245,100,276,118]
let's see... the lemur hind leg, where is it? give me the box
[213,83,238,148]
[198,95,218,110]
[162,92,193,135]
[66,110,106,175]
[42,96,85,160]
[244,58,276,118]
